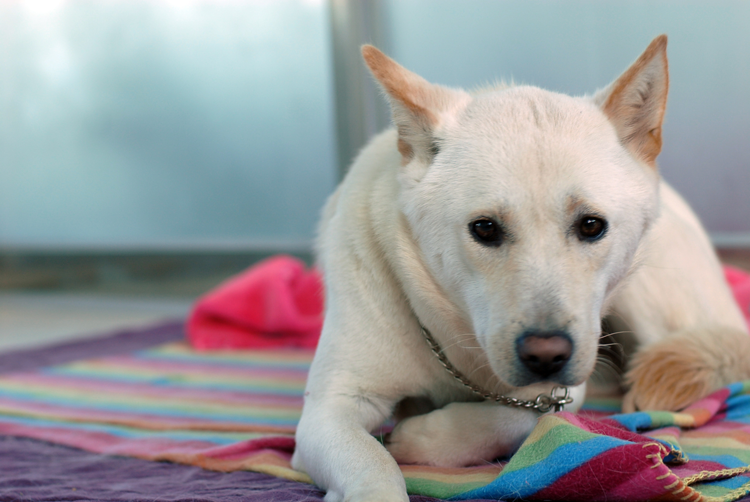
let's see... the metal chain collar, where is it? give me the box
[420,324,573,413]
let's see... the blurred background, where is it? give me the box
[1,0,749,349]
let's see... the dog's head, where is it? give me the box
[363,36,668,388]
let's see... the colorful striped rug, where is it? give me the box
[1,325,750,502]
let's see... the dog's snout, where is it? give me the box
[516,332,572,378]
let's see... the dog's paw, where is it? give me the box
[623,326,750,412]
[385,402,535,467]
[324,487,408,502]
[385,412,456,467]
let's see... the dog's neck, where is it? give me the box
[379,212,512,398]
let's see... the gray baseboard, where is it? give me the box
[711,233,750,249]
[0,248,314,294]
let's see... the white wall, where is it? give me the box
[2,1,748,250]
[0,0,337,249]
[384,0,750,244]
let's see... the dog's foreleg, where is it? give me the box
[622,326,750,412]
[614,183,750,412]
[386,383,586,467]
[293,394,409,502]
[384,381,583,468]
[385,401,539,467]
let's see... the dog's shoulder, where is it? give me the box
[317,129,404,263]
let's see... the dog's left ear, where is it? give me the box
[594,35,669,167]
[362,45,470,178]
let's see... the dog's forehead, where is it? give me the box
[419,86,647,219]
[450,85,611,147]
[433,86,627,186]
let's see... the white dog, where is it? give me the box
[292,36,750,502]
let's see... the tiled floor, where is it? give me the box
[0,293,191,352]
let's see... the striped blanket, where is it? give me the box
[1,325,750,502]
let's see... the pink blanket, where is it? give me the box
[187,256,323,350]
[726,265,750,326]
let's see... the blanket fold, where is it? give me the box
[187,256,323,350]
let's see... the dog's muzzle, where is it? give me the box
[421,323,573,412]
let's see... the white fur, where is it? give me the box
[292,38,749,502]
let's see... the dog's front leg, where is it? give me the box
[386,383,586,467]
[293,394,408,502]
[613,183,750,412]
[386,401,538,467]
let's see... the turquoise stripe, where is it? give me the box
[721,416,750,424]
[452,435,629,500]
[697,476,750,491]
[0,388,300,426]
[0,414,263,444]
[726,395,750,419]
[727,381,748,397]
[580,402,621,413]
[608,411,653,431]
[40,368,306,396]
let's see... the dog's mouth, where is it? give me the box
[477,322,602,389]
[486,349,592,389]
[505,368,585,389]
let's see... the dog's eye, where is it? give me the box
[470,218,503,246]
[577,216,607,241]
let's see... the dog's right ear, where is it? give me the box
[362,45,470,177]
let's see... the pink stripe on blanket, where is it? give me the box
[0,397,296,433]
[0,419,302,475]
[533,444,673,502]
[1,373,303,407]
[58,355,310,380]
[0,420,217,457]
[201,436,296,461]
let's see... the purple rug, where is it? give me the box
[0,322,448,502]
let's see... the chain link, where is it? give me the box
[420,325,573,413]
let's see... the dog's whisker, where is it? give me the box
[592,356,624,382]
[440,335,481,355]
[600,329,634,338]
[595,355,621,370]
[599,342,626,358]
[467,362,493,381]
[599,348,626,363]
[597,342,622,348]
[437,334,483,353]
[591,365,623,385]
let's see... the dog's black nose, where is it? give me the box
[516,332,572,378]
